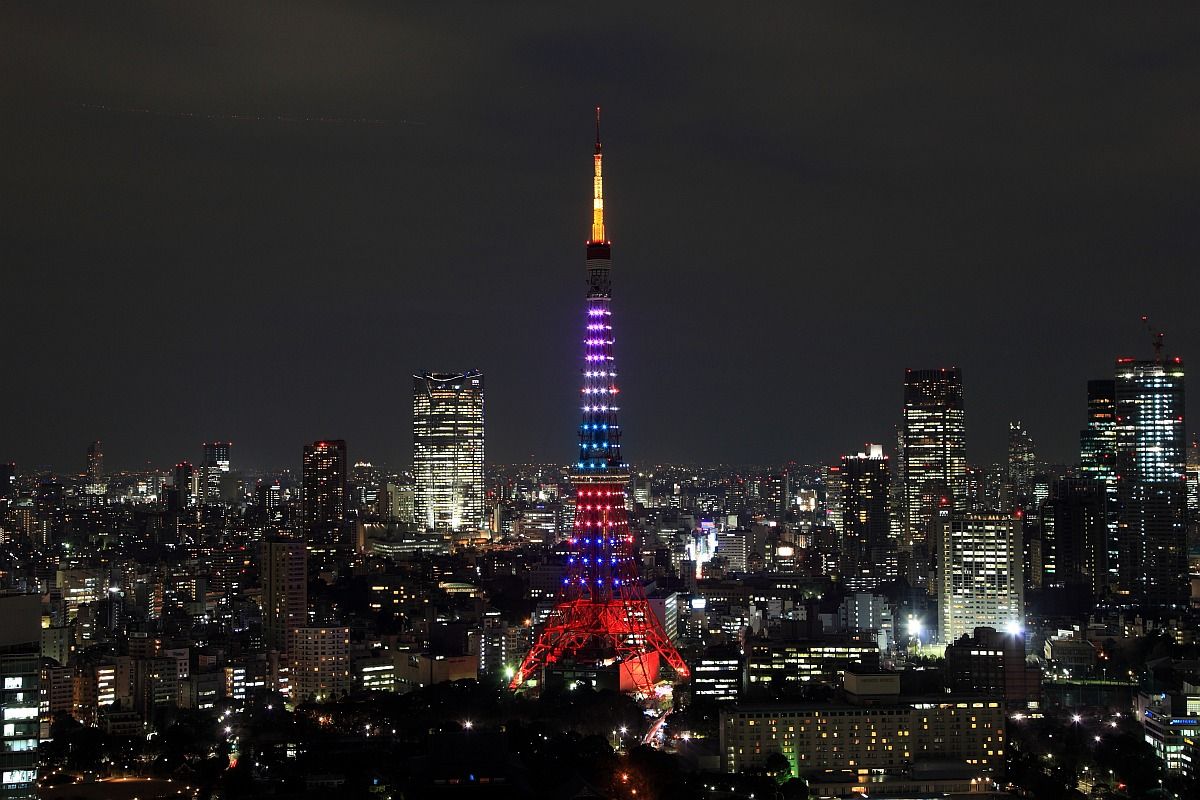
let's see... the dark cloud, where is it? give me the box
[1,2,1198,472]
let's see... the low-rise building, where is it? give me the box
[720,671,1005,779]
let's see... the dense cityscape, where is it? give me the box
[4,7,1200,800]
[2,108,1198,799]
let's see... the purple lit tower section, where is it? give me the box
[511,109,689,695]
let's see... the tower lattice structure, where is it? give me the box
[511,110,689,695]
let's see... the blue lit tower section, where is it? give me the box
[511,109,688,694]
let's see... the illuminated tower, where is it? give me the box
[1114,353,1186,604]
[512,109,688,695]
[899,367,967,590]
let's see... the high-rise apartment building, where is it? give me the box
[82,441,106,500]
[1186,436,1200,518]
[85,441,103,481]
[289,626,350,703]
[1039,477,1108,596]
[0,594,41,800]
[823,464,844,537]
[1114,355,1187,604]
[1079,379,1118,592]
[200,442,231,505]
[0,464,14,501]
[413,371,485,532]
[1080,380,1117,478]
[937,513,1023,643]
[171,461,196,510]
[261,538,307,653]
[302,440,348,555]
[899,368,967,590]
[838,444,893,591]
[1007,422,1036,511]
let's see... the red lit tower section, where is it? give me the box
[511,110,689,695]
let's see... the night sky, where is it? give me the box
[3,3,1199,473]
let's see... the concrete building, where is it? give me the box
[0,594,40,800]
[261,537,307,653]
[289,626,350,703]
[937,514,1023,643]
[721,671,1005,779]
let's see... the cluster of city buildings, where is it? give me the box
[1,125,1198,798]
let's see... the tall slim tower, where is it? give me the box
[412,371,485,532]
[512,110,688,695]
[1114,352,1186,604]
[85,441,103,482]
[839,444,893,591]
[261,537,307,653]
[302,440,348,558]
[1080,379,1118,593]
[1007,421,1037,511]
[900,368,967,590]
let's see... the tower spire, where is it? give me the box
[590,106,606,244]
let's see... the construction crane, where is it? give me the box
[1140,315,1165,362]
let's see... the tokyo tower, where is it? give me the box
[510,109,689,695]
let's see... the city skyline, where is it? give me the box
[3,8,1199,795]
[3,5,1199,471]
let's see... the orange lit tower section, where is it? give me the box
[511,109,689,695]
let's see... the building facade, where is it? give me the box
[413,371,485,533]
[262,537,307,653]
[721,676,1005,777]
[899,368,967,591]
[838,445,893,591]
[937,513,1023,643]
[289,626,350,704]
[302,440,348,557]
[0,595,41,800]
[1114,356,1187,605]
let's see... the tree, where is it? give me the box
[765,751,792,780]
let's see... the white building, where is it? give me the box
[937,514,1023,643]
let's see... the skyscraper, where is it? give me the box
[937,513,1023,643]
[82,441,106,501]
[0,463,14,501]
[1080,379,1118,592]
[838,444,893,591]
[1114,354,1186,604]
[172,461,195,510]
[85,440,103,481]
[0,594,40,800]
[261,537,307,653]
[1187,436,1200,519]
[413,371,485,532]
[1039,477,1108,596]
[302,440,348,555]
[1007,421,1036,511]
[900,367,967,590]
[201,441,231,505]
